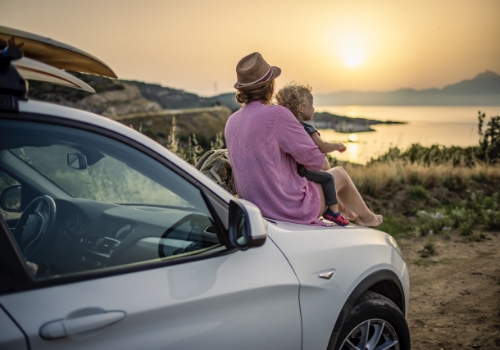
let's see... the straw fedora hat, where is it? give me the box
[234,52,281,91]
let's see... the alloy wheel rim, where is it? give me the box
[340,318,399,350]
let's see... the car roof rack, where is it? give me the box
[0,26,117,78]
[0,25,117,112]
[0,46,27,112]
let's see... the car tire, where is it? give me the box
[335,291,411,350]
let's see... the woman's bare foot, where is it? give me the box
[354,214,383,227]
[338,203,357,221]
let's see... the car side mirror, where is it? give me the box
[228,199,267,251]
[67,153,88,170]
[0,185,22,212]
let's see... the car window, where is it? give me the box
[0,119,223,281]
[10,144,192,207]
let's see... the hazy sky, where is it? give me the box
[2,0,500,96]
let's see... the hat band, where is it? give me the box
[236,67,272,87]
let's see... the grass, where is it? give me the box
[413,257,457,267]
[332,159,500,238]
[476,250,495,257]
[345,161,500,199]
[460,233,488,243]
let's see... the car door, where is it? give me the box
[0,306,28,350]
[0,116,302,350]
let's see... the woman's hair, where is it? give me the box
[235,80,275,105]
[275,83,312,120]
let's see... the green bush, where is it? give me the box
[420,240,436,257]
[477,111,500,164]
[407,185,430,201]
[377,213,413,238]
[416,210,452,236]
[484,210,500,231]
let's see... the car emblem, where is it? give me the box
[318,271,335,280]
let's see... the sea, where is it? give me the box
[315,106,500,164]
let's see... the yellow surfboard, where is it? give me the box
[0,25,117,79]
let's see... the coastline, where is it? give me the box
[310,111,406,133]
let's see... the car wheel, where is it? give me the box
[335,291,410,350]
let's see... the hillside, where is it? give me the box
[27,74,232,143]
[28,73,241,115]
[111,106,231,149]
[315,70,500,106]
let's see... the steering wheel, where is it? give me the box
[14,195,56,260]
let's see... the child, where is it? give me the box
[276,83,349,226]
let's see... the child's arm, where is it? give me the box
[310,132,346,153]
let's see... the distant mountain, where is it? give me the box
[315,70,500,106]
[30,70,500,111]
[441,70,500,94]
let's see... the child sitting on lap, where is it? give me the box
[276,83,349,226]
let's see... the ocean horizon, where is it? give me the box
[315,105,500,164]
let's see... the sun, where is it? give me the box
[342,47,364,68]
[334,30,367,68]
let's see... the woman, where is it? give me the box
[225,52,382,226]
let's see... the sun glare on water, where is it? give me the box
[348,134,358,142]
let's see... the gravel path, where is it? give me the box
[399,231,500,349]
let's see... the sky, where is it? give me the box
[2,0,500,96]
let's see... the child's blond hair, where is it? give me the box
[275,83,312,120]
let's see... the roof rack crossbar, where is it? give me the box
[0,47,27,111]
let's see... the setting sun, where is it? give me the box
[334,29,368,69]
[342,47,364,67]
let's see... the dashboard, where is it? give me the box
[28,198,222,276]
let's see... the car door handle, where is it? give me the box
[40,311,126,340]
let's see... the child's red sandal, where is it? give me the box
[323,210,349,226]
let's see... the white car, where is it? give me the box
[0,26,410,350]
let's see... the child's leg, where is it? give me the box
[303,170,338,208]
[304,170,348,226]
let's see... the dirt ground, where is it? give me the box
[399,231,500,349]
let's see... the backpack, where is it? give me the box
[195,149,237,196]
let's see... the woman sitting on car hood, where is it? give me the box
[224,52,382,227]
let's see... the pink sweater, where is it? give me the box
[225,101,327,225]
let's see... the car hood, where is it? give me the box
[266,220,406,288]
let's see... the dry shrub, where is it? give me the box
[346,161,500,198]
